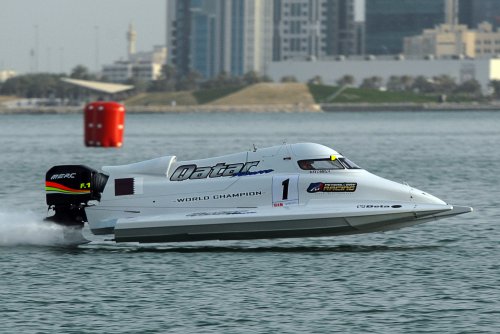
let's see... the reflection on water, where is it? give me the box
[78,244,442,253]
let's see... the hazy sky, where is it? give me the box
[0,0,166,74]
[1,0,364,75]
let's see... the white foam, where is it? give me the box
[0,209,66,246]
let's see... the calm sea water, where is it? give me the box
[0,111,499,333]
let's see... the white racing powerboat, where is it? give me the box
[45,143,472,244]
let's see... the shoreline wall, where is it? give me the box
[0,104,322,114]
[1,102,500,114]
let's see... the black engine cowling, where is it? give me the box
[45,165,108,227]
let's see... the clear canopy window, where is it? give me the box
[298,157,361,170]
[298,158,344,170]
[338,157,361,169]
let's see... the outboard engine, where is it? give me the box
[45,165,108,227]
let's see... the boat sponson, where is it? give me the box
[112,204,464,243]
[113,216,355,243]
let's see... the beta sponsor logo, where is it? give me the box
[50,173,76,180]
[307,182,357,193]
[170,161,263,181]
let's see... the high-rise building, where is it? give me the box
[459,0,500,29]
[272,0,361,61]
[230,1,273,76]
[328,0,361,55]
[365,0,445,55]
[166,0,273,78]
[445,0,459,25]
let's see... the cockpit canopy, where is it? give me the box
[298,156,361,170]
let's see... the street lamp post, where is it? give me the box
[34,24,39,73]
[95,25,100,75]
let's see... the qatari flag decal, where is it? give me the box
[115,178,143,196]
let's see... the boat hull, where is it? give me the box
[108,204,471,243]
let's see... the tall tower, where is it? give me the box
[166,0,273,78]
[445,0,459,25]
[272,0,359,60]
[127,22,137,60]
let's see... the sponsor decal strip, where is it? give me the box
[187,210,257,217]
[45,181,90,194]
[50,173,76,180]
[176,191,263,203]
[234,169,274,177]
[357,204,402,209]
[170,161,263,181]
[307,182,357,193]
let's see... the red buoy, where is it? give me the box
[84,101,125,147]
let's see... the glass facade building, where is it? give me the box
[167,0,272,78]
[365,0,445,55]
[272,0,361,60]
[230,0,244,76]
[190,2,216,78]
[459,0,500,29]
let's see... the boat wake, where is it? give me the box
[0,209,441,252]
[0,209,68,247]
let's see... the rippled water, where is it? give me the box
[0,111,499,333]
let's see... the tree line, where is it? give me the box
[0,65,98,99]
[299,74,492,98]
[0,64,272,99]
[2,64,500,99]
[147,65,273,92]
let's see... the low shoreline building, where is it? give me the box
[0,70,16,82]
[266,56,500,94]
[102,24,167,83]
[102,58,164,83]
[404,22,500,59]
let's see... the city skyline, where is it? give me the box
[0,0,165,74]
[0,0,365,76]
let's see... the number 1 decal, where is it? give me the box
[272,175,299,207]
[282,178,290,200]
